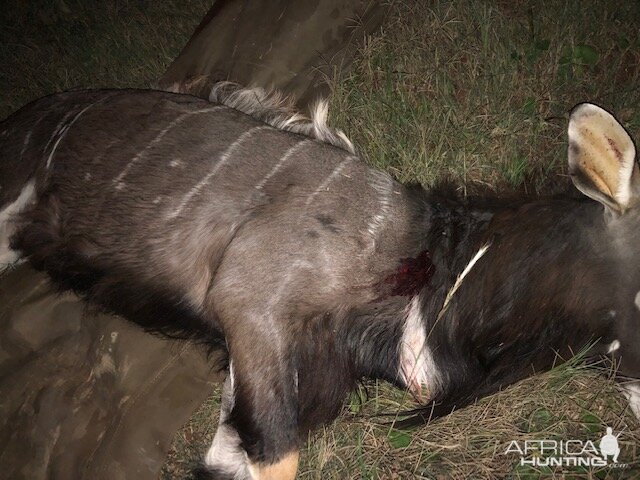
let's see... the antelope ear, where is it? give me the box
[568,103,638,214]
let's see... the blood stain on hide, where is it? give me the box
[381,250,435,297]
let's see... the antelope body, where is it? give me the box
[1,84,639,479]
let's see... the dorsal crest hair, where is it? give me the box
[208,81,355,154]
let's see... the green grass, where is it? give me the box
[0,0,210,118]
[2,0,640,478]
[164,360,639,479]
[330,0,640,195]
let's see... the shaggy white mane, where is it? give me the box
[208,81,355,154]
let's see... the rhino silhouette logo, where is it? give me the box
[599,427,620,463]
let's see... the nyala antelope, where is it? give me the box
[1,83,639,479]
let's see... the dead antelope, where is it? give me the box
[1,83,639,479]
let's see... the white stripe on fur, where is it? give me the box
[46,97,112,169]
[304,157,352,206]
[168,126,269,219]
[113,106,223,189]
[256,139,313,190]
[366,171,394,246]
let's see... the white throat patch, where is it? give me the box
[399,296,440,401]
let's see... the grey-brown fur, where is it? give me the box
[0,87,425,474]
[3,88,413,307]
[4,88,640,479]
